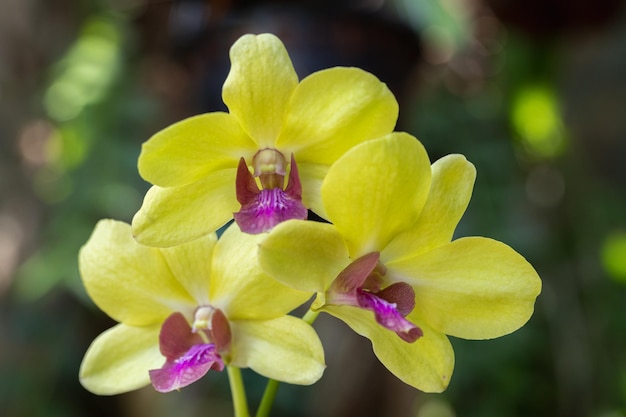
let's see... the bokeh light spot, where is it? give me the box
[43,14,122,122]
[511,84,567,158]
[601,231,626,283]
[417,398,456,417]
[44,79,86,122]
[18,120,57,167]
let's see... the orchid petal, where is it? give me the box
[387,237,542,339]
[259,220,350,293]
[383,154,476,263]
[322,305,453,392]
[132,168,237,247]
[79,220,194,325]
[298,161,329,220]
[277,67,398,164]
[79,323,162,395]
[161,233,217,306]
[138,112,256,187]
[209,224,312,319]
[321,133,431,257]
[229,316,325,385]
[222,33,298,148]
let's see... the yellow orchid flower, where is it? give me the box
[132,33,398,246]
[78,219,324,395]
[258,132,542,393]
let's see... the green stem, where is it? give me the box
[301,308,320,325]
[255,379,280,417]
[227,366,250,417]
[255,308,320,417]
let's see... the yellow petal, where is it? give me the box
[160,232,218,306]
[277,67,398,165]
[321,133,432,257]
[79,220,195,326]
[79,323,163,395]
[298,161,329,220]
[383,154,476,263]
[258,220,350,293]
[138,112,257,187]
[387,237,542,339]
[322,305,454,392]
[222,33,298,147]
[209,223,313,320]
[229,316,325,385]
[131,167,238,247]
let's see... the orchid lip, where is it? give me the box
[326,253,422,342]
[149,312,227,392]
[356,287,423,343]
[149,343,224,392]
[234,154,307,234]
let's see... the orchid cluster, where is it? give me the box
[78,33,542,415]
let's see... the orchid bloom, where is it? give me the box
[132,33,398,246]
[78,219,324,395]
[259,133,542,392]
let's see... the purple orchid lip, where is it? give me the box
[234,154,307,234]
[149,312,225,392]
[356,286,423,343]
[326,253,422,343]
[149,343,224,393]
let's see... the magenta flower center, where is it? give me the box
[149,309,230,392]
[255,188,294,216]
[356,287,423,343]
[326,252,422,343]
[234,150,307,234]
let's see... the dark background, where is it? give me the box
[1,0,626,416]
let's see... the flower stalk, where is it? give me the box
[227,366,250,417]
[255,379,280,417]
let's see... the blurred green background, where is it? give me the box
[1,0,626,416]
